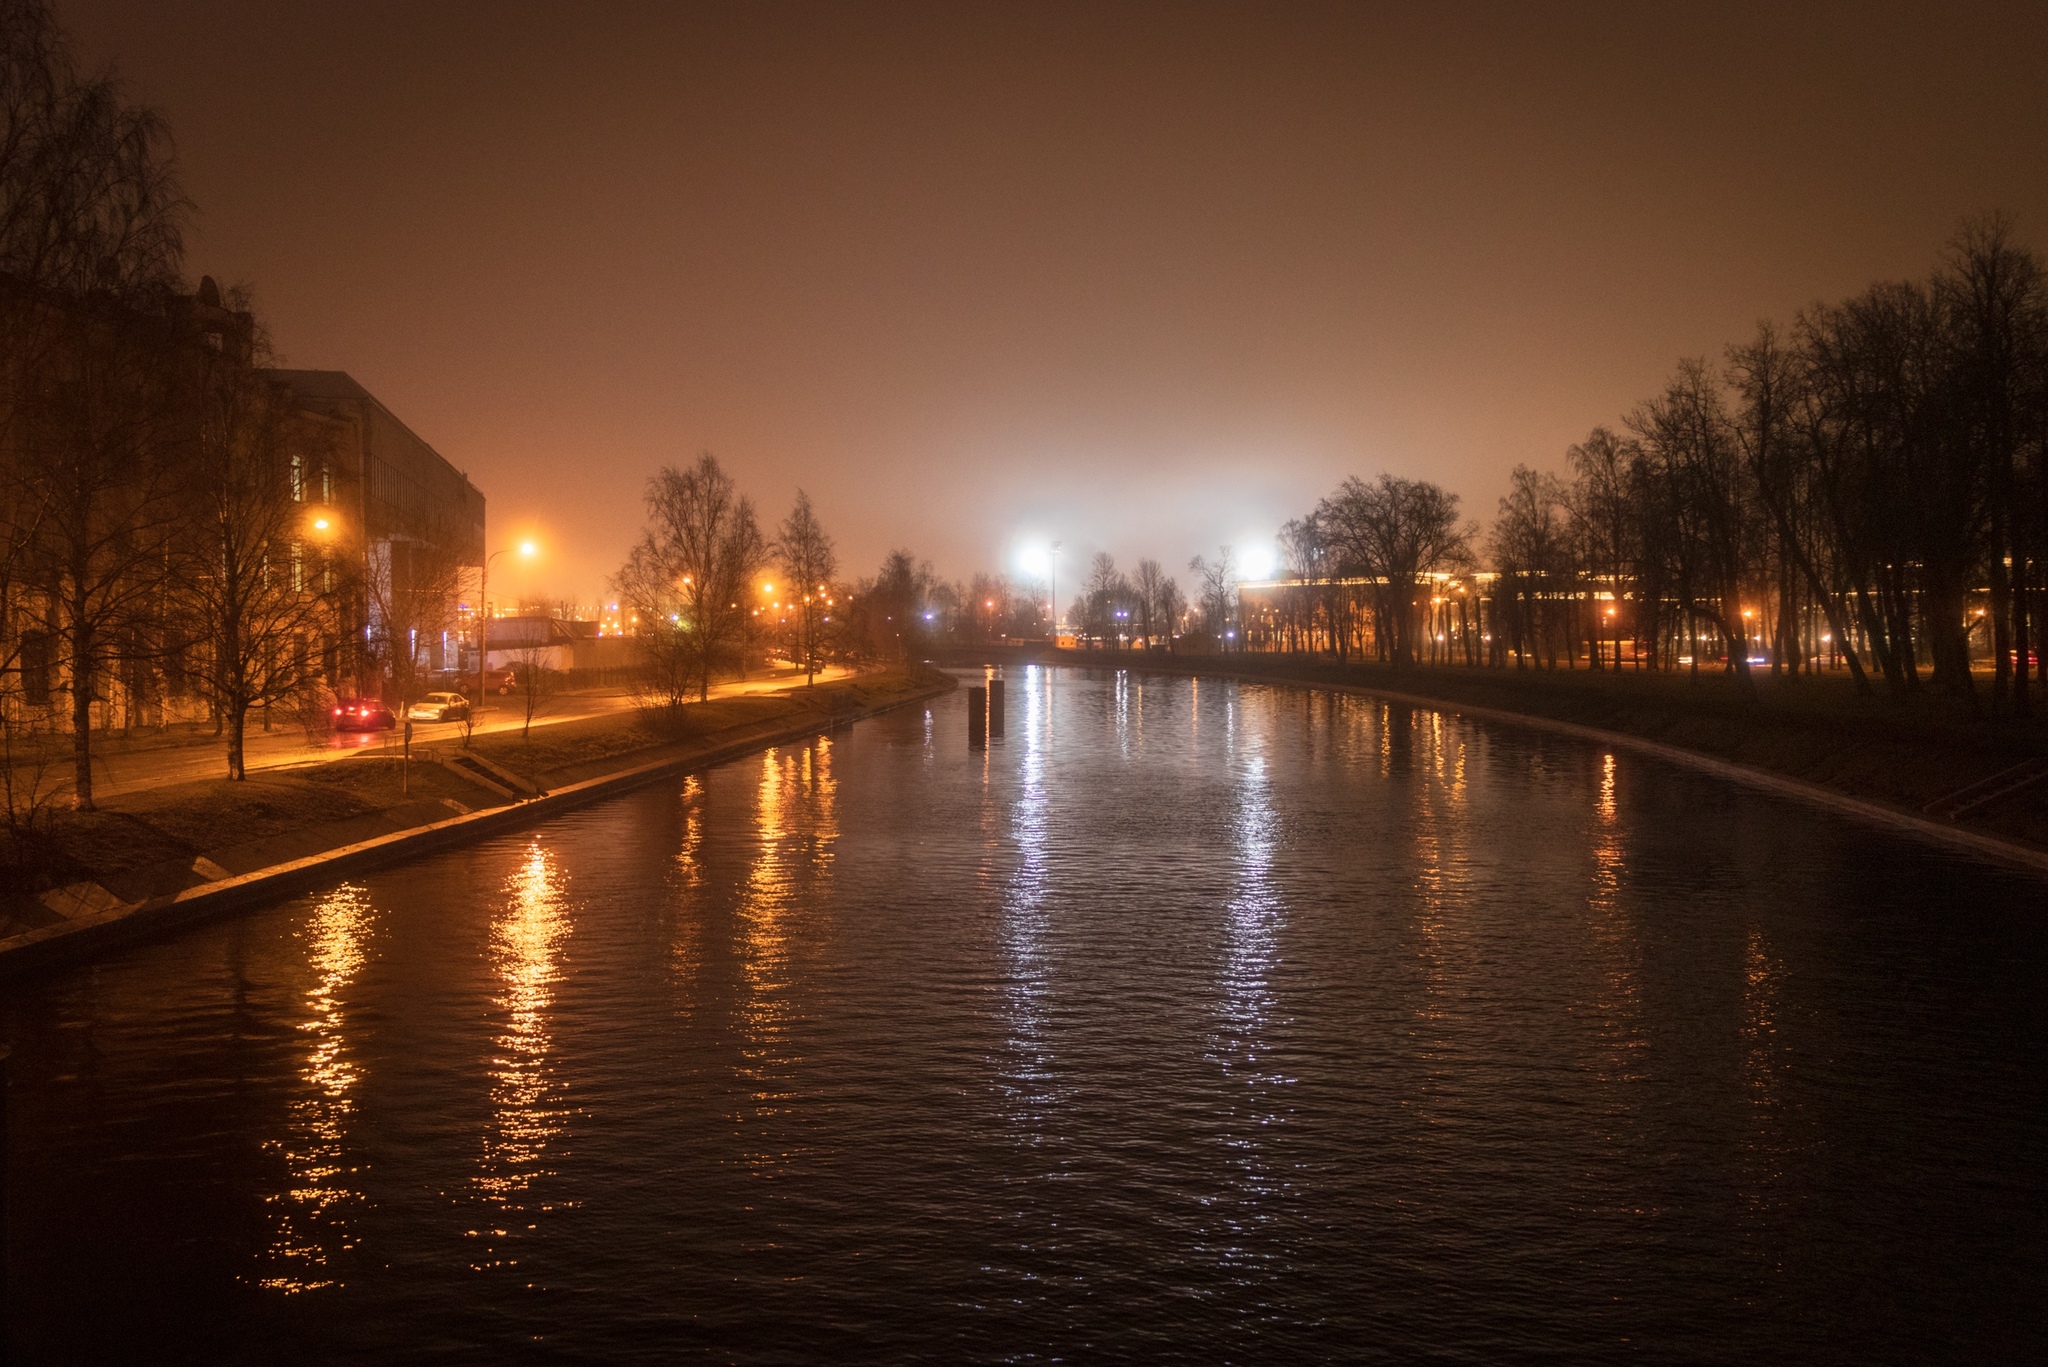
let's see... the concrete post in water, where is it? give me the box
[988,678,1005,737]
[967,685,986,747]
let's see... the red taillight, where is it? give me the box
[332,708,343,716]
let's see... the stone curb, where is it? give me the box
[0,681,951,980]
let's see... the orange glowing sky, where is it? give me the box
[63,1,2048,601]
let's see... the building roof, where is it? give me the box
[266,369,476,484]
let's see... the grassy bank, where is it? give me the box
[957,647,2048,853]
[1,666,943,940]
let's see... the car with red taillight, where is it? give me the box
[331,698,396,731]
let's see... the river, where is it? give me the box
[4,666,2043,1363]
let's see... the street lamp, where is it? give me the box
[476,539,538,719]
[1049,541,1062,642]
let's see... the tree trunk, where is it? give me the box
[1988,524,2013,712]
[70,654,95,810]
[227,704,246,781]
[2013,557,2031,718]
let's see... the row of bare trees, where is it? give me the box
[1059,552,1188,649]
[1253,216,2047,717]
[613,453,839,711]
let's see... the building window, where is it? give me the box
[20,631,51,707]
[164,642,189,699]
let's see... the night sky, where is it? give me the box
[60,1,2048,602]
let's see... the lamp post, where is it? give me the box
[476,540,537,725]
[1049,540,1061,644]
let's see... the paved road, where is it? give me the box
[36,669,847,802]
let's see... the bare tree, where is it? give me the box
[614,541,692,715]
[967,570,1011,642]
[508,639,560,738]
[1937,213,2045,715]
[1187,545,1239,650]
[1566,427,1643,671]
[1130,557,1169,649]
[179,323,340,778]
[1082,552,1132,647]
[1488,466,1570,668]
[1318,475,1471,667]
[776,488,836,684]
[615,452,765,703]
[1155,577,1188,651]
[366,536,465,714]
[0,0,190,808]
[13,298,192,807]
[1629,360,1757,680]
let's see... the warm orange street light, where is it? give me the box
[477,538,540,714]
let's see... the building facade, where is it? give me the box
[267,371,486,694]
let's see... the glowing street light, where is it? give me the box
[477,538,540,714]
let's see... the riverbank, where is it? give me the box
[938,645,2048,873]
[0,666,952,977]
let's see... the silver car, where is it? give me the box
[406,691,472,723]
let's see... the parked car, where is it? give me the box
[331,698,396,731]
[484,666,519,695]
[407,691,472,724]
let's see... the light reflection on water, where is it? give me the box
[732,738,839,1178]
[3,666,2045,1364]
[669,773,708,1006]
[1583,751,1648,1100]
[1205,703,1289,1274]
[253,883,373,1292]
[474,843,571,1218]
[998,663,1059,1135]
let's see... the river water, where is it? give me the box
[3,667,2043,1364]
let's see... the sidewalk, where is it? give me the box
[21,668,849,802]
[0,665,938,977]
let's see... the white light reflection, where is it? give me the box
[997,666,1063,1139]
[253,884,373,1292]
[1113,668,1131,760]
[1202,686,1292,1274]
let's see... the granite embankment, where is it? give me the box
[0,667,952,976]
[940,645,2048,873]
